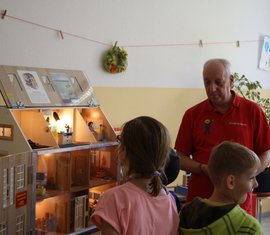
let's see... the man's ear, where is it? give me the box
[230,74,234,88]
[226,174,235,189]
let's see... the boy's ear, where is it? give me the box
[226,175,235,189]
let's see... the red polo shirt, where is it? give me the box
[175,91,270,212]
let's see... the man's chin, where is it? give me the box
[210,99,222,107]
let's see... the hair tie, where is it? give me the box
[152,170,161,177]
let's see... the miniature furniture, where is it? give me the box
[0,65,120,234]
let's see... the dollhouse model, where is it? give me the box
[0,65,119,234]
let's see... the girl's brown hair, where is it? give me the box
[119,116,171,196]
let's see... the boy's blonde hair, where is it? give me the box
[208,141,260,185]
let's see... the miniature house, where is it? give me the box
[0,65,120,234]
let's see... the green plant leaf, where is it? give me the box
[233,73,270,124]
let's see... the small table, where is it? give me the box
[255,192,270,223]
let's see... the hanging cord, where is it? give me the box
[0,9,263,48]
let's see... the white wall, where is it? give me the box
[0,0,269,88]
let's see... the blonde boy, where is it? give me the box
[179,141,264,235]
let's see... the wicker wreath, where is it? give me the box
[103,44,128,73]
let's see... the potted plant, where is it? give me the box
[233,73,270,192]
[233,73,270,124]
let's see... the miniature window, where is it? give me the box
[2,167,14,208]
[16,164,25,189]
[16,215,24,235]
[9,167,14,205]
[2,168,7,208]
[0,124,13,141]
[0,222,7,235]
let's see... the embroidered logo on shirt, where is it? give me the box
[228,122,247,126]
[204,119,212,134]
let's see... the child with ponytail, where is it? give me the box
[91,116,179,235]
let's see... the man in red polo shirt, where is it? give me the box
[175,58,270,214]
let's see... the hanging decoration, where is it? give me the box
[103,42,128,73]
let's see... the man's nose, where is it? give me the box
[208,83,217,92]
